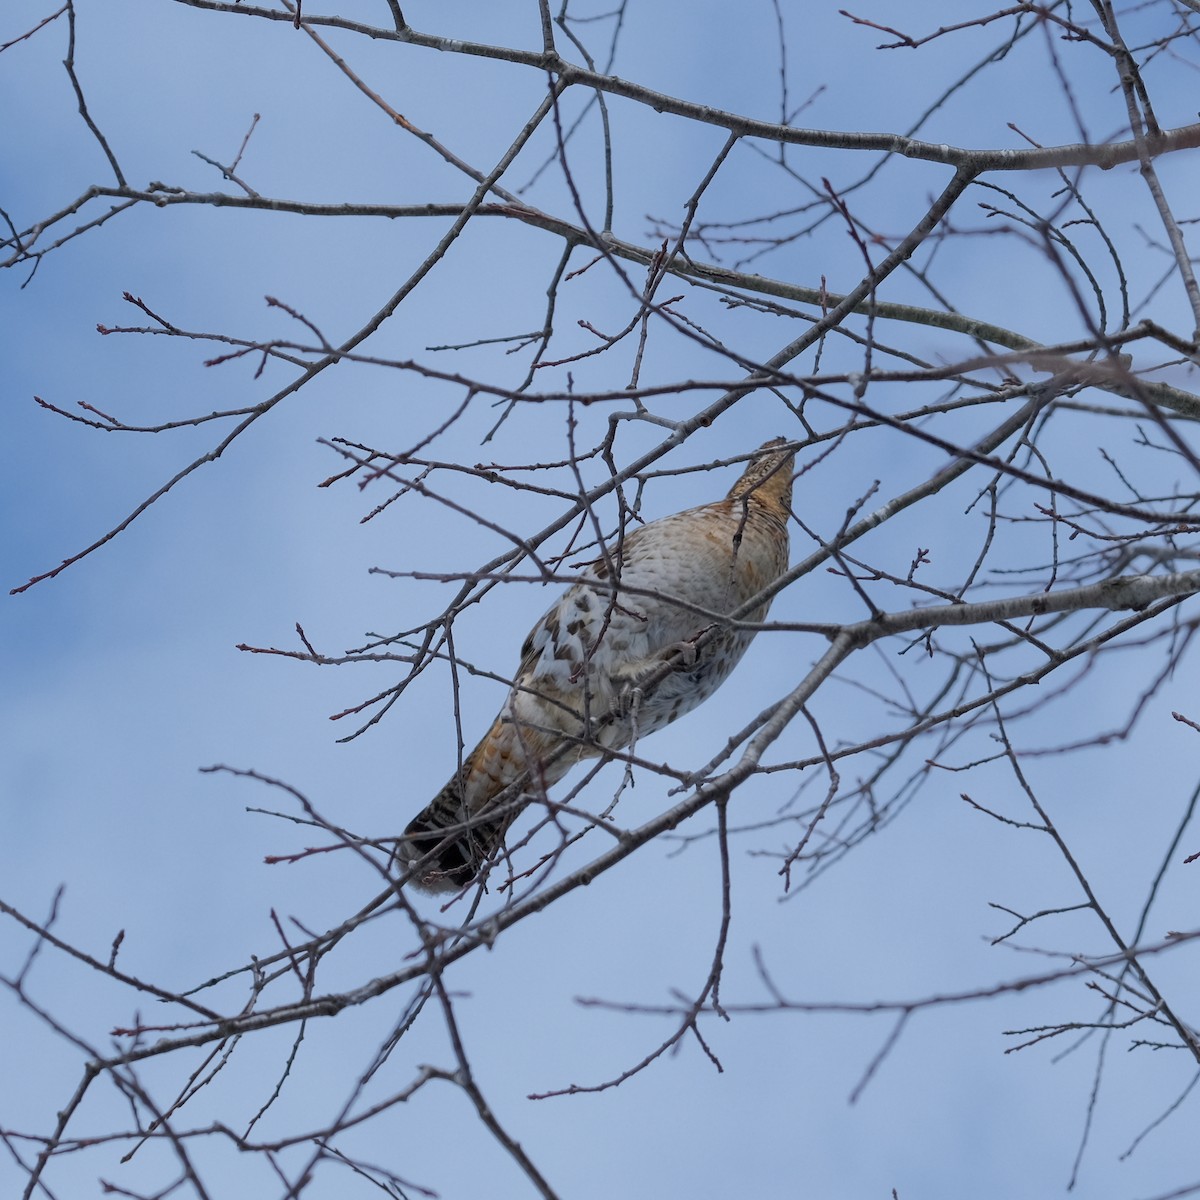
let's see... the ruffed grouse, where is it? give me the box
[401,438,794,891]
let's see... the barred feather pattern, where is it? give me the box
[401,438,795,892]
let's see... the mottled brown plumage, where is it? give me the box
[401,438,795,892]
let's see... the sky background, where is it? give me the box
[4,1,1200,1197]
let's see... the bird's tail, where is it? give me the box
[400,718,526,893]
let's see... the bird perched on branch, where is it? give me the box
[401,438,795,892]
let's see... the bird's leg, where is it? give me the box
[658,622,718,670]
[610,623,719,715]
[610,667,646,721]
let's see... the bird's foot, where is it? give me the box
[660,623,717,670]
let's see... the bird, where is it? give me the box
[400,437,795,892]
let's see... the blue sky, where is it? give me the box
[4,2,1200,1197]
